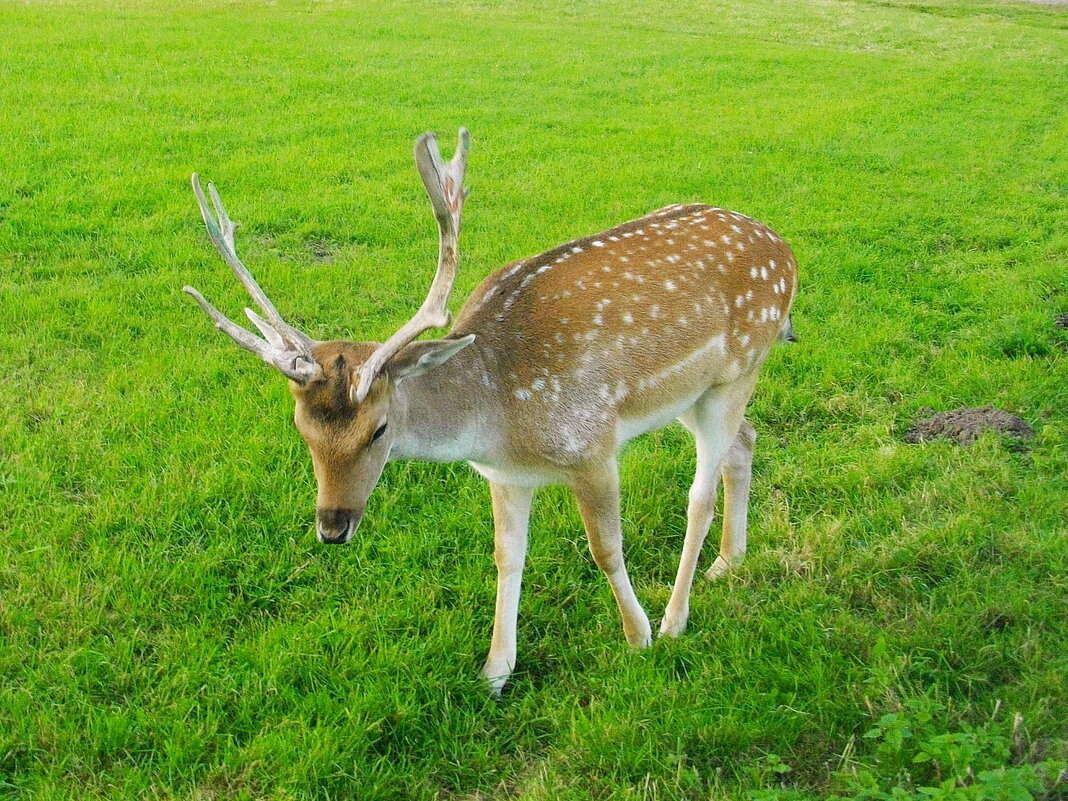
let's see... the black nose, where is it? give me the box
[316,508,359,544]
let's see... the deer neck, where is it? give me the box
[388,345,500,464]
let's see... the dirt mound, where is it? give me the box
[904,406,1034,446]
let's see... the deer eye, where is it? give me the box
[370,422,388,443]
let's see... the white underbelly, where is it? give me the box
[616,390,704,445]
[468,459,570,488]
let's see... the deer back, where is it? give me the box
[452,203,797,464]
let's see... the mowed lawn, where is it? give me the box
[1,0,1066,798]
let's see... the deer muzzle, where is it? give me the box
[316,507,362,545]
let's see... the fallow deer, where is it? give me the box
[184,128,798,693]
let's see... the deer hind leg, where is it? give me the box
[706,419,755,581]
[660,384,756,637]
[481,481,535,696]
[570,459,652,649]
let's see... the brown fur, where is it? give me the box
[449,203,797,467]
[193,170,798,691]
[290,203,796,512]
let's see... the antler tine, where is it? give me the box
[353,128,471,402]
[183,284,278,359]
[190,174,315,352]
[185,174,321,384]
[415,127,470,233]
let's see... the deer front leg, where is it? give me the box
[481,481,534,696]
[661,381,757,636]
[706,419,755,580]
[659,440,724,636]
[570,460,652,648]
[661,411,743,637]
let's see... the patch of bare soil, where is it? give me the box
[306,237,338,262]
[1055,313,1068,330]
[904,406,1034,446]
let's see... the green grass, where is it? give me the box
[1,0,1067,798]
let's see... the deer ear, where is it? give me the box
[388,334,476,382]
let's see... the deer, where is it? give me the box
[183,128,798,694]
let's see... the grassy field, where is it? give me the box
[1,0,1067,798]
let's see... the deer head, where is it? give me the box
[184,129,474,543]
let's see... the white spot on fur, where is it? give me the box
[637,334,728,392]
[665,280,677,291]
[514,388,533,401]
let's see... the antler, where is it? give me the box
[353,127,471,402]
[183,174,322,384]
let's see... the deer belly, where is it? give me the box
[616,391,704,445]
[468,459,571,488]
